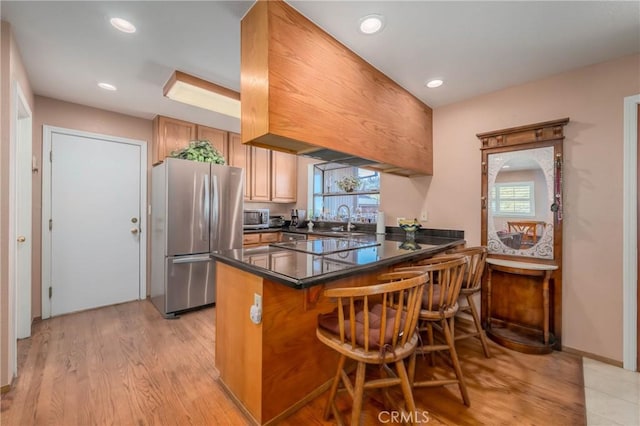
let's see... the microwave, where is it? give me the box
[243,209,269,229]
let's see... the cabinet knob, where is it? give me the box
[17,236,26,243]
[130,228,139,234]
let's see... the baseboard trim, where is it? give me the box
[562,346,623,368]
[1,377,14,394]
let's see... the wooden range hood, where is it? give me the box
[240,0,433,176]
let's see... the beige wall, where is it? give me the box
[32,96,153,319]
[407,53,638,362]
[1,20,35,389]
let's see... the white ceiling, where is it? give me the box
[2,1,639,133]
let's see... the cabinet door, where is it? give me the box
[228,132,250,201]
[260,232,279,244]
[153,116,196,164]
[197,125,228,163]
[250,146,271,202]
[243,233,260,246]
[271,151,297,203]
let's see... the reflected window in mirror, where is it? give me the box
[487,146,555,259]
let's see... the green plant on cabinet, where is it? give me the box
[170,140,226,164]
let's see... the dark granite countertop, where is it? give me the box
[213,230,465,289]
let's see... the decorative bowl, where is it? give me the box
[399,223,421,233]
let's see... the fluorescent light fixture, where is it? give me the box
[163,71,241,119]
[98,82,117,91]
[359,14,384,34]
[110,17,136,34]
[426,79,443,88]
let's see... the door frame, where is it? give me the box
[14,82,32,340]
[41,126,147,319]
[623,94,639,371]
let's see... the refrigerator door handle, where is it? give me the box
[203,174,210,242]
[211,174,219,243]
[171,255,212,264]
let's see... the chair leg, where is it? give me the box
[324,354,346,420]
[426,322,435,365]
[408,351,418,388]
[350,361,367,426]
[466,294,491,358]
[442,318,470,407]
[395,360,417,424]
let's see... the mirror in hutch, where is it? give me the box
[477,117,568,354]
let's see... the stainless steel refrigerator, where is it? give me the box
[151,158,244,317]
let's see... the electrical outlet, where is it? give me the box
[420,211,428,221]
[250,293,263,324]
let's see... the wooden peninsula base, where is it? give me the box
[215,262,393,425]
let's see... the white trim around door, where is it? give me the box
[623,94,639,371]
[41,126,147,319]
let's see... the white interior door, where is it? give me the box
[15,84,32,339]
[48,130,142,316]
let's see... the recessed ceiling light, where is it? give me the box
[359,14,384,34]
[426,79,444,88]
[110,17,136,34]
[98,82,117,91]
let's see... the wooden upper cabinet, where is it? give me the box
[250,146,271,202]
[224,132,298,203]
[153,116,197,164]
[240,0,433,177]
[271,151,297,203]
[228,132,251,201]
[197,125,229,163]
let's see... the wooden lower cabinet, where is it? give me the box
[243,232,280,247]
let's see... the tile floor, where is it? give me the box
[584,358,640,425]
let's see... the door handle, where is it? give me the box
[172,255,211,264]
[17,236,26,243]
[130,228,139,234]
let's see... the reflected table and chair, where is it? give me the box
[506,220,546,248]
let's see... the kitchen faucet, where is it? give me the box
[337,204,355,231]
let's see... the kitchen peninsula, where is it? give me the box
[211,232,463,425]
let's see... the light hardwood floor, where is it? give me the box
[1,300,585,425]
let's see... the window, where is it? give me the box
[491,182,535,217]
[312,163,380,223]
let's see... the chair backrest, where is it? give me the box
[321,271,427,352]
[395,255,468,313]
[452,246,488,291]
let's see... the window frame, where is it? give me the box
[490,181,535,218]
[312,163,380,223]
